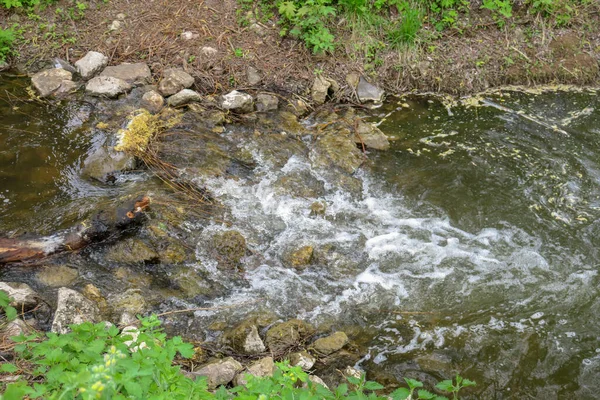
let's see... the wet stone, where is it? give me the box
[226,321,266,355]
[108,289,147,317]
[256,93,278,112]
[141,90,164,113]
[106,238,159,264]
[282,245,314,269]
[310,134,364,174]
[31,68,73,98]
[81,145,136,183]
[356,76,384,103]
[211,230,247,266]
[36,265,78,287]
[85,76,132,98]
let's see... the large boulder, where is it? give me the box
[167,89,202,107]
[75,51,108,80]
[265,319,315,354]
[311,331,349,355]
[31,68,73,97]
[356,77,384,103]
[310,134,364,174]
[51,288,101,334]
[221,90,253,113]
[158,68,194,96]
[233,356,274,386]
[192,357,243,389]
[225,322,266,355]
[100,63,152,86]
[85,76,132,98]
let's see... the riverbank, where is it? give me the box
[1,0,599,99]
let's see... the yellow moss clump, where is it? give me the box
[114,109,162,153]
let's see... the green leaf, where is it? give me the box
[417,390,436,399]
[462,378,477,387]
[404,378,423,390]
[0,363,18,373]
[336,383,349,397]
[125,381,144,397]
[5,305,17,321]
[278,1,296,19]
[364,381,384,391]
[435,380,454,392]
[347,376,361,385]
[390,387,411,400]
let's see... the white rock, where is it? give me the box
[75,51,108,80]
[289,351,316,371]
[167,89,202,107]
[221,90,253,113]
[201,46,218,57]
[181,31,199,40]
[0,282,39,310]
[85,76,131,98]
[116,13,126,20]
[51,288,100,334]
[109,20,123,31]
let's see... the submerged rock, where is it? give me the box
[158,68,195,96]
[81,144,136,183]
[36,265,78,287]
[354,120,389,150]
[221,90,254,113]
[282,245,314,269]
[106,238,159,263]
[356,77,384,103]
[273,170,325,198]
[256,93,278,112]
[234,356,274,386]
[310,134,364,174]
[141,90,164,113]
[265,319,315,354]
[52,288,101,334]
[171,267,213,298]
[75,51,108,80]
[167,89,202,107]
[0,282,40,310]
[225,321,266,355]
[191,357,243,389]
[311,331,349,355]
[31,68,73,97]
[100,62,152,86]
[211,230,247,266]
[85,76,132,98]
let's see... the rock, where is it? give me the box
[158,68,195,96]
[310,201,326,216]
[167,89,202,107]
[265,319,315,354]
[285,98,309,117]
[0,282,39,310]
[36,265,78,287]
[311,331,349,355]
[221,90,254,113]
[289,351,316,371]
[311,75,331,105]
[85,76,132,98]
[273,170,324,198]
[141,90,164,113]
[226,322,266,355]
[81,145,136,183]
[106,238,159,263]
[100,63,152,86]
[108,289,147,317]
[356,77,384,103]
[75,51,108,80]
[192,357,243,389]
[116,13,126,20]
[52,288,100,334]
[109,20,123,31]
[249,22,267,37]
[354,120,389,150]
[211,230,247,265]
[53,80,79,98]
[181,31,199,40]
[171,267,212,298]
[234,356,274,386]
[246,66,261,85]
[0,318,31,339]
[311,134,364,174]
[82,284,109,317]
[31,68,73,97]
[255,93,278,112]
[346,73,360,89]
[282,245,314,269]
[201,46,218,57]
[53,58,77,74]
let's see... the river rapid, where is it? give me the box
[1,73,600,398]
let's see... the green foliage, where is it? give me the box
[0,300,477,400]
[0,0,54,9]
[277,0,336,53]
[387,1,423,47]
[0,288,17,321]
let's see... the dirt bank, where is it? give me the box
[2,0,600,99]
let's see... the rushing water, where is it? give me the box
[2,73,600,398]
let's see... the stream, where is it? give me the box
[1,73,600,398]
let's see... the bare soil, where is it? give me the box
[2,0,600,99]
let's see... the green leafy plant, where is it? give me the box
[481,0,512,26]
[0,288,17,321]
[0,28,16,62]
[277,0,336,53]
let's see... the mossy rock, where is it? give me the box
[171,267,214,298]
[311,331,349,355]
[211,230,247,266]
[273,171,325,198]
[224,320,266,355]
[108,288,147,318]
[265,319,315,354]
[106,238,159,264]
[282,245,314,269]
[36,265,79,287]
[310,134,364,174]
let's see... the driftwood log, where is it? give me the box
[0,195,150,264]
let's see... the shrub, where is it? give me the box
[0,28,16,63]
